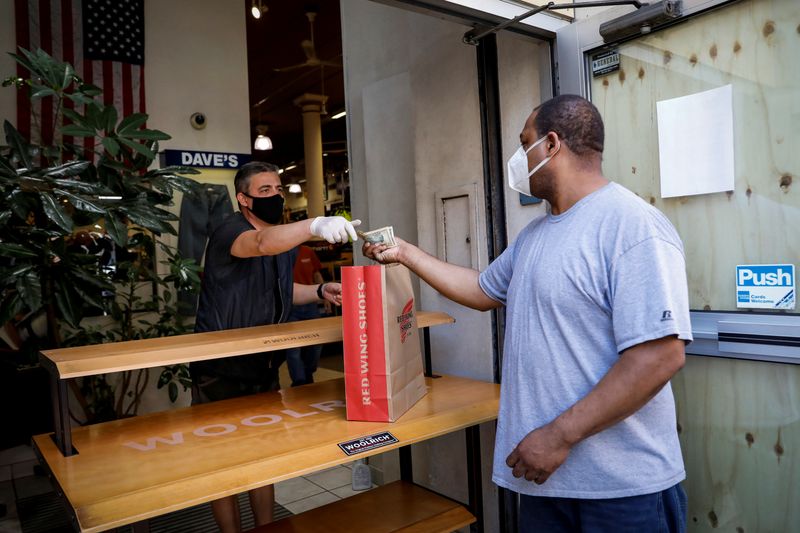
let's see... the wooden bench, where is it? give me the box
[33,311,498,532]
[39,311,455,457]
[247,481,475,533]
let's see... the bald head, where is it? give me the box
[533,95,604,159]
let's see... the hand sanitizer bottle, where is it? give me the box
[351,459,372,491]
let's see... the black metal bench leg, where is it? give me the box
[466,424,483,532]
[48,370,75,457]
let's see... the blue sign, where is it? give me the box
[735,264,795,309]
[162,149,251,169]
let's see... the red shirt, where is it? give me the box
[293,245,322,285]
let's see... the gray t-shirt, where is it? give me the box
[479,182,692,498]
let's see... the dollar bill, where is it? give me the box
[357,226,397,247]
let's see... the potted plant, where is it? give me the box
[1,48,201,433]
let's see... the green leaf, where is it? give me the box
[0,293,26,325]
[30,85,57,99]
[51,178,102,193]
[0,154,17,176]
[101,105,118,133]
[65,92,93,106]
[117,113,148,135]
[10,50,36,76]
[54,189,105,213]
[44,159,91,179]
[78,83,102,96]
[104,212,128,247]
[0,243,38,258]
[61,124,97,138]
[0,264,35,286]
[68,264,114,290]
[168,382,178,403]
[122,207,174,235]
[84,102,105,130]
[15,271,42,312]
[62,107,85,126]
[6,190,34,220]
[4,120,32,169]
[61,63,75,90]
[0,210,11,227]
[98,157,129,172]
[123,129,171,142]
[117,137,155,160]
[69,277,108,310]
[54,283,80,328]
[39,192,74,232]
[101,137,120,157]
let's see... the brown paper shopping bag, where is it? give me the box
[341,263,427,422]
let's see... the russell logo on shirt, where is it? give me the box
[661,310,673,321]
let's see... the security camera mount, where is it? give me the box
[462,1,681,46]
[190,112,207,130]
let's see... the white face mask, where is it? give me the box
[506,135,552,196]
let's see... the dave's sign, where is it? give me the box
[162,149,251,169]
[736,264,795,309]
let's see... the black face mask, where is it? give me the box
[243,193,284,224]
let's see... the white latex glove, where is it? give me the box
[310,217,362,243]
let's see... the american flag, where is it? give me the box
[14,0,145,157]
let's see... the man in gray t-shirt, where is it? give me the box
[363,95,691,532]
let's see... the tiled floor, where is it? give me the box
[275,463,376,516]
[0,445,48,533]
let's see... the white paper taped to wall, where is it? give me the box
[656,84,735,198]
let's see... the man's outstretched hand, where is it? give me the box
[362,237,405,264]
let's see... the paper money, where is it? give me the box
[357,226,397,247]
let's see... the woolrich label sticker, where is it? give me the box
[338,432,398,456]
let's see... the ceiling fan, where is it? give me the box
[274,10,342,73]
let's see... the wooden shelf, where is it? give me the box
[247,481,475,533]
[33,375,498,532]
[40,311,455,379]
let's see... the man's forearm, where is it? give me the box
[553,336,686,446]
[399,244,498,311]
[293,282,320,305]
[256,219,314,255]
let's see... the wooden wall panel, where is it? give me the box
[673,357,799,531]
[590,0,799,312]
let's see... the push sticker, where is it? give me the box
[736,264,795,309]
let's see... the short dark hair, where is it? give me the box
[534,95,604,156]
[234,161,281,195]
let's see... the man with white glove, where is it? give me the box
[191,161,359,533]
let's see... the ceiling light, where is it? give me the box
[254,124,272,151]
[251,0,267,19]
[285,164,297,171]
[254,135,272,150]
[288,184,302,194]
[278,168,284,174]
[331,110,346,120]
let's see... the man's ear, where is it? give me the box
[547,132,561,154]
